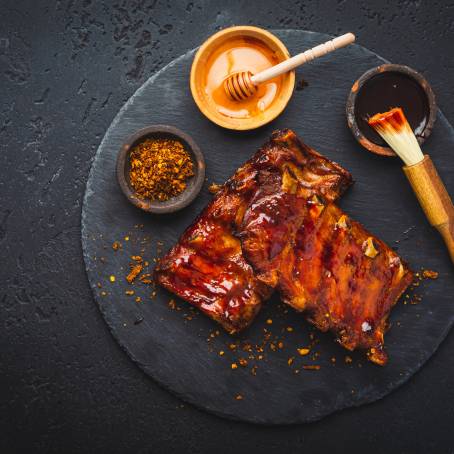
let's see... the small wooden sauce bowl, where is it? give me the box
[346,64,437,156]
[190,26,295,130]
[116,125,205,214]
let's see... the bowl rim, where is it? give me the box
[346,63,437,157]
[190,25,296,131]
[116,124,206,214]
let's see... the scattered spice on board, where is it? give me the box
[139,273,153,284]
[126,263,143,283]
[208,182,222,194]
[422,269,438,279]
[129,138,194,201]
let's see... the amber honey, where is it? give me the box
[203,37,284,119]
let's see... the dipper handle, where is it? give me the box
[403,155,454,263]
[251,32,356,85]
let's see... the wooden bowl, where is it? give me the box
[116,125,205,214]
[190,26,295,130]
[346,64,437,157]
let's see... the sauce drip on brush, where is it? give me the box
[368,107,454,263]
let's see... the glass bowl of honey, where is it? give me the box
[190,26,295,130]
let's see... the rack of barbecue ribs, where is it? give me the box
[155,129,352,333]
[155,129,413,365]
[243,197,413,365]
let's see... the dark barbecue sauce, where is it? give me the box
[354,71,430,146]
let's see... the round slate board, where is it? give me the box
[82,30,454,424]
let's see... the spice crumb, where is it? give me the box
[297,348,310,356]
[126,264,143,283]
[286,326,293,332]
[266,318,273,325]
[238,358,248,367]
[125,290,135,296]
[345,355,353,364]
[208,183,222,194]
[219,350,225,356]
[135,296,142,303]
[288,357,294,366]
[302,364,320,371]
[235,394,243,400]
[109,275,116,283]
[231,363,238,370]
[422,269,438,279]
[112,241,121,251]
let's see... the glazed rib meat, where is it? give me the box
[277,203,413,365]
[238,133,413,365]
[156,129,413,364]
[155,130,352,333]
[154,175,269,334]
[239,130,353,288]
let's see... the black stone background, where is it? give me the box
[1,1,454,452]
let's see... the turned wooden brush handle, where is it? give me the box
[403,155,454,263]
[251,32,355,85]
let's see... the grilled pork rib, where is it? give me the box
[155,130,413,364]
[277,203,413,365]
[155,130,352,333]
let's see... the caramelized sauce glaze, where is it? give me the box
[156,130,413,364]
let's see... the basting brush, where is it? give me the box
[368,107,454,263]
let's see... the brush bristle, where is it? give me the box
[368,107,424,166]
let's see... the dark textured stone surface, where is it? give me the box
[82,29,454,424]
[1,0,454,451]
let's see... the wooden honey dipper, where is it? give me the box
[224,32,356,102]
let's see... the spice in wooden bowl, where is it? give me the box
[129,138,194,202]
[116,125,205,214]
